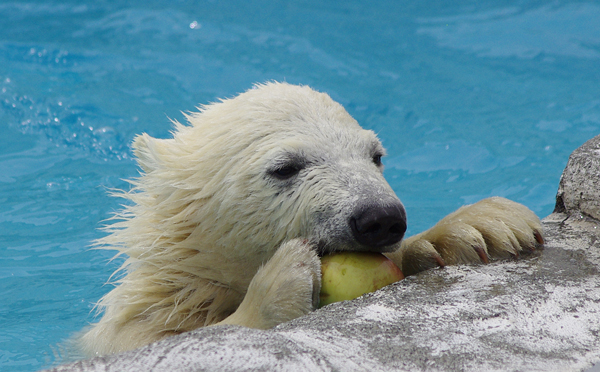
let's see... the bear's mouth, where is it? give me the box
[314,239,349,257]
[315,242,329,258]
[313,239,402,258]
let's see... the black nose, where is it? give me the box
[350,203,407,249]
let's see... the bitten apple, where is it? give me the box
[319,252,404,308]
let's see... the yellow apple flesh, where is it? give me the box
[319,252,404,308]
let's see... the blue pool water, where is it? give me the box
[1,1,599,370]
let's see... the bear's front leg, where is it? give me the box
[217,238,321,329]
[386,197,544,276]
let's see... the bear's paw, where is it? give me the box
[217,238,321,329]
[388,197,544,276]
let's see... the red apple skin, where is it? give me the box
[319,252,404,308]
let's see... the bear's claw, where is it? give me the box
[534,230,545,245]
[473,246,490,264]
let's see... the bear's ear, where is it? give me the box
[132,133,169,173]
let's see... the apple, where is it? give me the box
[319,252,404,308]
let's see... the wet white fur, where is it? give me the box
[78,82,542,357]
[78,82,397,356]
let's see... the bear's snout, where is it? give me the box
[349,202,407,251]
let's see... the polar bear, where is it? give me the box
[78,82,543,357]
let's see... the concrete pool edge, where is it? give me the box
[47,134,600,372]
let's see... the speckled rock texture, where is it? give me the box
[47,135,600,372]
[555,134,600,221]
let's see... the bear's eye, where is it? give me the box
[271,164,301,180]
[372,153,383,167]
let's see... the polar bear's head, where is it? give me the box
[126,82,405,287]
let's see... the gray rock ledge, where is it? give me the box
[47,135,600,372]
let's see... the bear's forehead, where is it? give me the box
[191,82,384,157]
[228,82,364,129]
[246,86,378,141]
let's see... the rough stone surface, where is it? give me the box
[555,134,600,220]
[46,135,600,372]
